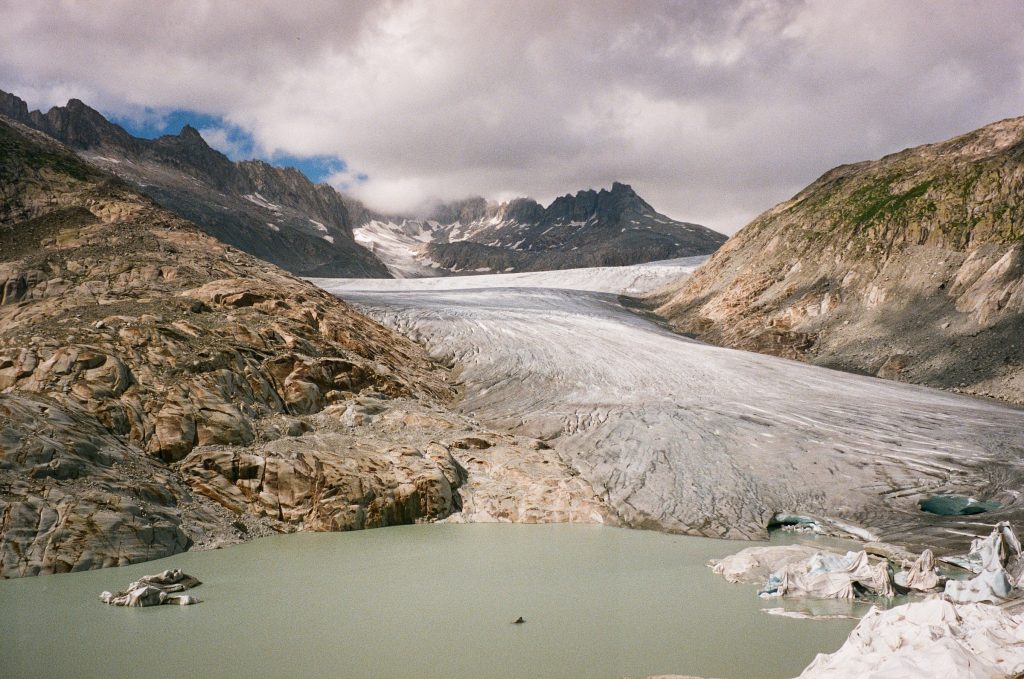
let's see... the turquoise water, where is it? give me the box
[0,524,858,679]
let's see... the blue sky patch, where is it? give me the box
[108,108,355,186]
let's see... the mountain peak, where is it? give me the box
[0,89,30,122]
[610,181,634,194]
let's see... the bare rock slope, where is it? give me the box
[653,116,1024,404]
[0,118,606,577]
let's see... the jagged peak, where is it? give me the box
[56,98,110,124]
[0,88,30,121]
[179,123,203,139]
[609,181,635,195]
[154,124,215,154]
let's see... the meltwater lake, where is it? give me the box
[0,524,859,679]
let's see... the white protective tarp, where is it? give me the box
[798,598,1024,678]
[944,522,1024,604]
[761,550,895,600]
[709,544,821,584]
[894,549,943,592]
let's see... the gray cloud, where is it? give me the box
[2,0,1023,233]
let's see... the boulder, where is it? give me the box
[99,568,202,607]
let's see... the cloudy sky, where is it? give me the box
[2,1,1023,234]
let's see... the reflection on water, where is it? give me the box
[0,524,858,679]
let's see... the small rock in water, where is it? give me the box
[513,616,525,624]
[98,568,202,607]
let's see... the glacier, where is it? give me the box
[312,258,1024,553]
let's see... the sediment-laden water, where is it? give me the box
[0,524,858,679]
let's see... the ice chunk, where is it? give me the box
[761,550,894,600]
[895,549,944,592]
[709,544,820,584]
[99,568,202,607]
[944,521,1023,604]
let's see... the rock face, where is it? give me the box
[178,397,612,533]
[0,89,390,278]
[0,392,192,576]
[353,182,726,277]
[653,115,1024,404]
[0,117,608,577]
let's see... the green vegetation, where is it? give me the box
[850,178,932,227]
[0,120,98,183]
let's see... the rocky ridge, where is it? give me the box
[0,89,390,278]
[353,182,726,277]
[0,117,610,578]
[653,115,1024,404]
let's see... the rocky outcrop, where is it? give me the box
[180,433,464,531]
[0,89,390,278]
[0,392,191,577]
[0,117,610,577]
[654,115,1024,404]
[177,397,612,533]
[0,232,444,463]
[442,437,611,525]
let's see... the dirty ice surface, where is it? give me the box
[311,259,1024,552]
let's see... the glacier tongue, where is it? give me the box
[313,261,1024,551]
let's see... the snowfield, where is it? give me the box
[312,259,1024,551]
[325,256,706,294]
[353,219,441,278]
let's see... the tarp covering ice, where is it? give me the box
[711,544,899,600]
[944,521,1024,604]
[798,598,1024,678]
[99,568,202,607]
[895,549,943,592]
[761,550,895,600]
[709,545,821,584]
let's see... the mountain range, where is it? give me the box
[0,89,725,278]
[0,90,389,277]
[354,183,726,277]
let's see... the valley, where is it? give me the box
[2,52,1024,677]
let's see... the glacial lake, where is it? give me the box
[0,524,860,679]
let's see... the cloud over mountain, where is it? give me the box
[3,0,1023,233]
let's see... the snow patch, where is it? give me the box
[244,193,282,212]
